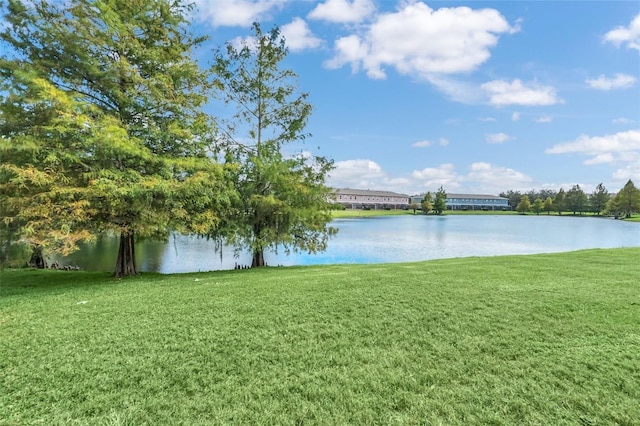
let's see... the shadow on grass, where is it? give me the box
[0,268,163,297]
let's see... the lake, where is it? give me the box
[55,214,640,274]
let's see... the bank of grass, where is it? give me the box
[1,248,639,424]
[442,209,517,215]
[331,208,412,218]
[332,209,640,220]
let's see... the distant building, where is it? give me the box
[332,188,410,210]
[410,193,510,211]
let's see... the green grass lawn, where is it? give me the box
[331,209,413,218]
[1,249,639,424]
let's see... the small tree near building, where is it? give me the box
[500,190,522,211]
[409,203,420,215]
[421,192,433,215]
[516,195,531,214]
[433,187,447,215]
[532,198,544,215]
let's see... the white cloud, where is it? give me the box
[545,130,640,181]
[479,117,496,122]
[423,75,484,104]
[612,158,640,182]
[412,140,432,148]
[281,18,322,52]
[325,2,515,79]
[511,112,520,122]
[324,35,368,73]
[464,162,533,193]
[481,79,562,106]
[536,115,553,123]
[327,159,409,192]
[584,153,615,165]
[308,0,375,24]
[586,73,637,90]
[328,158,535,194]
[412,138,449,148]
[603,12,640,53]
[486,132,512,144]
[613,117,634,124]
[194,0,287,27]
[545,130,640,155]
[412,163,460,191]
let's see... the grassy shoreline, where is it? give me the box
[2,248,639,424]
[331,208,639,221]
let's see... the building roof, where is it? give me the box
[334,188,409,198]
[410,193,507,200]
[448,193,508,200]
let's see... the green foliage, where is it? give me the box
[543,196,554,215]
[0,0,235,276]
[532,197,544,215]
[499,190,522,210]
[421,191,433,214]
[516,195,531,214]
[565,184,588,215]
[590,183,610,215]
[553,188,566,215]
[608,179,640,218]
[433,186,447,215]
[212,23,335,267]
[2,248,639,424]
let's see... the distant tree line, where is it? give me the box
[502,180,640,217]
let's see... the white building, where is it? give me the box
[332,188,410,210]
[409,193,511,211]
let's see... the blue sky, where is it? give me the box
[191,0,640,196]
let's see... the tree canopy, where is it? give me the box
[212,23,335,267]
[432,187,447,215]
[565,184,588,215]
[516,195,531,214]
[609,180,640,218]
[590,183,610,215]
[532,198,544,215]
[0,0,235,276]
[421,192,433,215]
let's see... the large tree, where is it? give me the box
[590,183,610,215]
[0,0,234,276]
[553,188,566,215]
[543,196,554,215]
[212,23,336,268]
[565,184,588,215]
[609,179,640,218]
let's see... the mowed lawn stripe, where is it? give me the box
[1,248,639,425]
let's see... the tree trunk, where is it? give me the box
[114,231,137,277]
[29,245,47,269]
[251,249,265,268]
